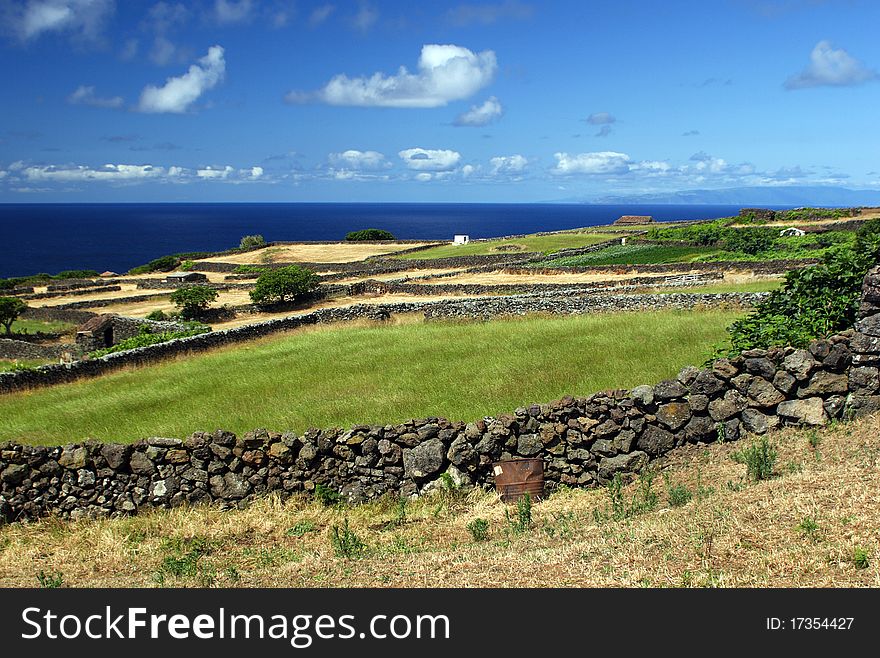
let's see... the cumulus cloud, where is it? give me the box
[213,0,252,24]
[785,40,878,89]
[10,0,114,42]
[446,1,533,26]
[67,84,123,108]
[23,163,165,182]
[552,151,631,176]
[287,44,496,108]
[489,154,527,175]
[329,149,388,170]
[399,147,461,171]
[196,165,234,179]
[138,45,226,113]
[453,96,502,126]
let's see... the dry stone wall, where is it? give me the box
[1,266,878,523]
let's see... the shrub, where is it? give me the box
[466,518,490,542]
[0,297,28,335]
[731,437,778,481]
[170,285,218,320]
[250,265,319,306]
[722,227,777,255]
[145,309,167,321]
[233,264,268,274]
[664,475,693,507]
[88,324,210,357]
[239,234,267,250]
[345,228,396,241]
[314,483,341,506]
[723,218,880,353]
[54,269,100,279]
[179,260,195,271]
[37,571,64,588]
[128,254,180,275]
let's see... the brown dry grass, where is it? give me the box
[201,243,439,265]
[416,269,682,285]
[2,413,878,588]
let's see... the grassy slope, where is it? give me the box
[0,310,741,444]
[2,413,877,587]
[631,280,783,295]
[9,318,76,334]
[394,233,620,260]
[541,244,721,266]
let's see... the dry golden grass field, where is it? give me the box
[2,413,877,588]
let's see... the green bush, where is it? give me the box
[89,324,210,358]
[239,234,267,250]
[170,285,218,320]
[345,228,396,241]
[145,309,167,321]
[724,219,880,353]
[128,254,181,275]
[250,265,319,306]
[233,265,268,274]
[722,227,777,255]
[55,269,100,279]
[179,260,195,271]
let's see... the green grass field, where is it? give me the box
[9,318,77,335]
[541,244,721,266]
[632,280,784,295]
[394,232,619,260]
[0,310,742,444]
[0,358,50,373]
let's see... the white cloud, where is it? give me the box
[23,163,165,182]
[246,166,263,179]
[489,154,528,175]
[67,84,123,108]
[14,0,114,42]
[138,45,226,113]
[350,2,377,32]
[288,44,497,108]
[329,149,388,170]
[414,172,433,182]
[150,35,178,66]
[454,96,503,126]
[399,148,461,171]
[213,0,253,24]
[309,3,334,27]
[785,40,878,89]
[552,151,631,175]
[585,112,615,125]
[196,165,234,179]
[0,171,7,179]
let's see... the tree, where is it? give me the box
[0,297,27,335]
[345,228,396,241]
[170,285,218,320]
[240,234,267,249]
[250,265,319,306]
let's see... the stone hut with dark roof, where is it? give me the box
[613,215,654,225]
[165,272,208,284]
[75,314,190,353]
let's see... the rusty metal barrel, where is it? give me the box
[492,458,544,503]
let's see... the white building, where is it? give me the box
[779,227,806,237]
[453,235,470,245]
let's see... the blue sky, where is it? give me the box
[0,0,878,202]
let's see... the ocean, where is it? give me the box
[0,203,754,278]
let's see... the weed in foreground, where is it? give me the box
[466,518,490,542]
[37,570,63,588]
[796,516,820,541]
[505,493,533,535]
[330,518,367,559]
[731,437,778,481]
[852,547,870,570]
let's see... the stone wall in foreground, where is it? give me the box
[0,267,877,523]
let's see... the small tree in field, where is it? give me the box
[345,228,395,241]
[250,265,319,306]
[0,297,27,335]
[170,285,218,320]
[240,234,267,250]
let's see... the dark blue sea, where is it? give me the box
[0,203,758,278]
